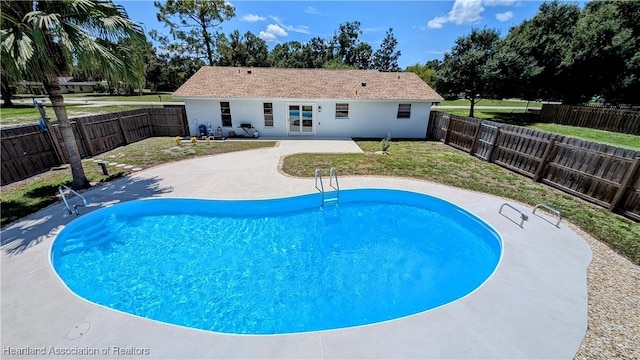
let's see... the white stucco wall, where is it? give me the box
[182,98,433,139]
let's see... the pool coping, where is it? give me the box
[1,139,591,359]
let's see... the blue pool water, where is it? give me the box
[51,189,502,334]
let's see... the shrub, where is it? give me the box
[381,133,391,152]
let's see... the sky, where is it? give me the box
[114,0,583,68]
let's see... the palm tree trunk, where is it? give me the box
[43,76,90,189]
[1,81,14,107]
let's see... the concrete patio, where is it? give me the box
[1,139,592,359]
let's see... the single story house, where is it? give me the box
[172,66,443,139]
[18,77,106,95]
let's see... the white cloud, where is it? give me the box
[304,6,320,14]
[426,0,516,29]
[484,0,517,5]
[362,27,385,34]
[269,15,310,34]
[427,16,448,29]
[259,24,288,42]
[448,0,485,25]
[241,14,266,23]
[496,11,513,22]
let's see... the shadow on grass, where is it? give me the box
[1,175,172,256]
[483,112,541,126]
[4,175,127,226]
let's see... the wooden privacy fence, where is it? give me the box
[539,104,640,135]
[428,111,640,221]
[1,107,188,185]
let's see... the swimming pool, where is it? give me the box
[51,189,502,335]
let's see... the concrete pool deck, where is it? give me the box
[1,139,592,359]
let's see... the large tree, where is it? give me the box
[1,0,145,189]
[217,30,268,67]
[268,41,307,68]
[372,28,401,72]
[333,21,364,67]
[499,1,580,103]
[435,28,501,117]
[302,37,331,68]
[563,0,640,104]
[404,62,438,87]
[153,0,235,66]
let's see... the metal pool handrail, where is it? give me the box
[315,168,325,205]
[58,185,88,215]
[329,167,340,203]
[499,203,529,228]
[533,203,562,228]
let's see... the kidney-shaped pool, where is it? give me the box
[51,189,502,334]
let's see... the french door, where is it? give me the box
[288,104,314,135]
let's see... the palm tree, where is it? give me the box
[1,0,145,189]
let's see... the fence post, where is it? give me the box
[609,156,640,212]
[533,138,557,182]
[486,126,501,163]
[469,120,483,156]
[116,112,131,144]
[74,118,95,157]
[443,115,452,145]
[42,117,63,164]
[426,111,436,139]
[180,106,189,135]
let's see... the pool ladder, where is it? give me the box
[315,167,340,206]
[498,202,562,228]
[58,184,88,215]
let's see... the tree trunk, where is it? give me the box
[43,76,90,190]
[468,95,477,118]
[1,81,14,107]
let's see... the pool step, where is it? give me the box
[324,197,339,205]
[59,233,117,256]
[57,215,122,255]
[315,167,340,207]
[61,215,108,239]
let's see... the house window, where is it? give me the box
[263,103,273,127]
[335,103,349,118]
[397,104,411,119]
[220,102,232,127]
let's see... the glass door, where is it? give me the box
[288,104,314,135]
[301,105,313,133]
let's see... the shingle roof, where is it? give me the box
[173,66,443,101]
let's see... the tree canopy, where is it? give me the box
[152,0,235,66]
[1,0,146,188]
[431,0,640,105]
[435,28,501,117]
[372,28,401,72]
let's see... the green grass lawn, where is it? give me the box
[1,92,177,126]
[0,138,276,226]
[527,123,640,151]
[282,141,640,265]
[60,92,176,102]
[441,108,534,120]
[437,99,543,107]
[0,103,162,126]
[438,109,640,151]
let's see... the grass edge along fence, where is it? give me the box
[428,111,640,221]
[540,104,640,135]
[1,107,188,185]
